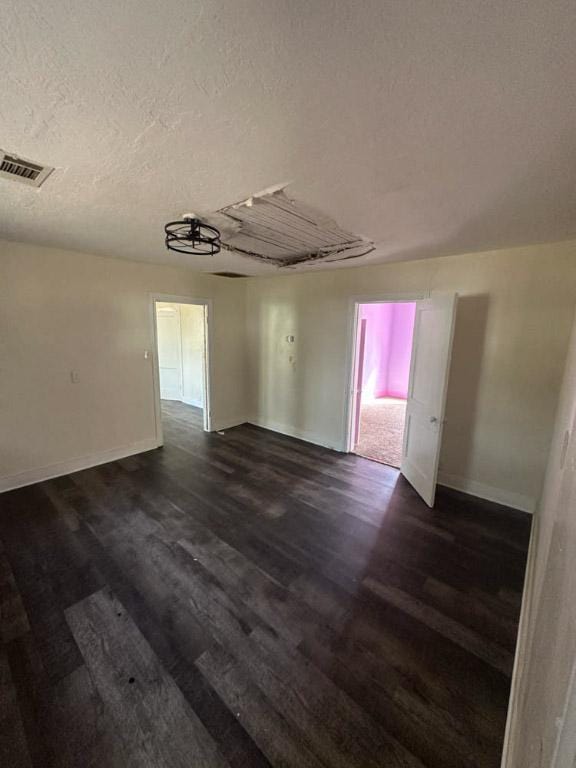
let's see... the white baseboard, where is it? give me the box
[438,471,536,514]
[182,397,203,408]
[210,415,247,432]
[247,418,534,513]
[0,437,160,494]
[3,426,534,514]
[247,417,343,452]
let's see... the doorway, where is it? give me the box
[151,297,211,443]
[347,293,458,507]
[352,302,416,468]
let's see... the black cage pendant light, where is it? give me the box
[164,214,221,255]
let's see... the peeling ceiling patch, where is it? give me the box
[209,188,375,268]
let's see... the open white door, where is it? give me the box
[401,293,457,506]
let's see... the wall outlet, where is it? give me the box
[70,370,80,383]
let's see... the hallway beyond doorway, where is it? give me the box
[152,296,211,439]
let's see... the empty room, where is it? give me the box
[1,3,576,768]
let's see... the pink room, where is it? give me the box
[353,302,416,467]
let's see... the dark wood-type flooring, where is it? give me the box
[0,400,531,768]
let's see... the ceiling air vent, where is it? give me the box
[0,150,54,187]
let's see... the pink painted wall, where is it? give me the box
[358,303,393,398]
[387,302,417,397]
[358,302,416,400]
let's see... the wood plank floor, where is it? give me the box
[0,400,532,768]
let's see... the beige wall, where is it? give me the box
[503,307,576,767]
[246,241,576,511]
[0,240,247,491]
[2,237,575,511]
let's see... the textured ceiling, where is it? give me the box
[1,0,576,275]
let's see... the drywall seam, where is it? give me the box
[438,471,535,514]
[0,438,160,494]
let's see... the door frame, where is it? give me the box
[344,292,427,452]
[150,294,213,446]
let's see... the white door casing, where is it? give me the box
[401,292,458,506]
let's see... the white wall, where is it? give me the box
[0,240,247,491]
[246,240,576,512]
[503,307,576,767]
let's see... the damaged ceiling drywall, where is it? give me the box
[209,186,374,268]
[1,1,576,275]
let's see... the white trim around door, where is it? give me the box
[343,291,427,453]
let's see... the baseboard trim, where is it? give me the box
[248,419,534,512]
[1,427,536,514]
[247,417,343,452]
[210,415,247,432]
[438,471,536,514]
[182,397,203,409]
[0,438,161,494]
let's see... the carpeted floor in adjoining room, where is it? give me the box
[355,397,407,468]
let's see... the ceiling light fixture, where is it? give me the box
[164,214,221,255]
